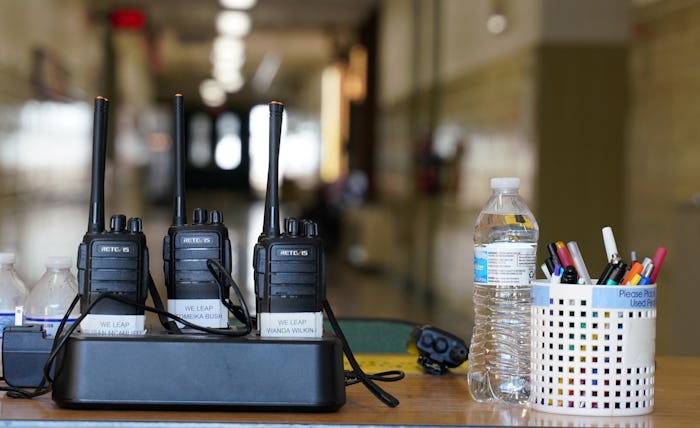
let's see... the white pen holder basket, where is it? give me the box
[530,281,657,416]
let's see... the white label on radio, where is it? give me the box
[259,312,323,338]
[80,314,146,336]
[168,298,228,328]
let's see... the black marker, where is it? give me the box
[605,262,627,285]
[596,263,615,285]
[547,242,562,268]
[544,257,557,277]
[561,265,579,284]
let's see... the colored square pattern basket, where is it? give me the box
[530,281,657,416]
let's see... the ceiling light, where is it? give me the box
[199,79,227,107]
[486,13,507,34]
[216,10,251,38]
[219,0,257,10]
[213,69,245,93]
[211,35,245,62]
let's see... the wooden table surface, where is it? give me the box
[1,356,698,427]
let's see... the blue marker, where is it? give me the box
[638,263,654,285]
[550,265,563,284]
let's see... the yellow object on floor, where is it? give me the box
[347,354,468,375]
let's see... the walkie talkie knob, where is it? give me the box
[304,220,318,237]
[193,208,207,224]
[286,218,299,236]
[110,214,127,232]
[210,210,223,224]
[128,217,143,233]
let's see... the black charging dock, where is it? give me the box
[51,332,346,411]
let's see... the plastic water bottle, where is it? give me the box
[467,177,539,404]
[0,252,29,373]
[24,257,80,337]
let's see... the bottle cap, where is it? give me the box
[0,252,16,264]
[45,256,72,269]
[490,177,520,190]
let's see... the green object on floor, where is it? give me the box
[325,318,418,354]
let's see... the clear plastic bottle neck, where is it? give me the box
[491,186,520,196]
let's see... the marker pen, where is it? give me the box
[621,261,643,285]
[638,262,654,285]
[561,265,579,284]
[567,241,592,284]
[602,226,621,263]
[547,242,562,268]
[650,247,667,284]
[555,241,575,268]
[605,262,627,285]
[550,265,563,284]
[541,263,552,280]
[596,262,616,285]
[630,273,642,286]
[627,250,638,271]
[544,257,557,277]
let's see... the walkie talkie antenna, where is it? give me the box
[173,93,187,226]
[262,101,284,237]
[88,96,109,234]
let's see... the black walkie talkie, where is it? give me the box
[253,101,325,337]
[163,93,232,328]
[77,96,149,322]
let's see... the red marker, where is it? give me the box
[555,241,575,268]
[649,247,667,284]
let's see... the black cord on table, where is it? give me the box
[323,300,404,407]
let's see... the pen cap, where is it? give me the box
[650,247,667,283]
[602,227,619,261]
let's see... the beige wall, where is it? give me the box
[371,0,699,354]
[629,0,700,355]
[0,0,102,102]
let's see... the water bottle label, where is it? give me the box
[0,313,15,339]
[474,242,537,285]
[25,317,77,337]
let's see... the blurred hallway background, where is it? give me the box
[0,0,698,355]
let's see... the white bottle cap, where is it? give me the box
[0,252,16,265]
[45,256,72,269]
[491,177,520,190]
